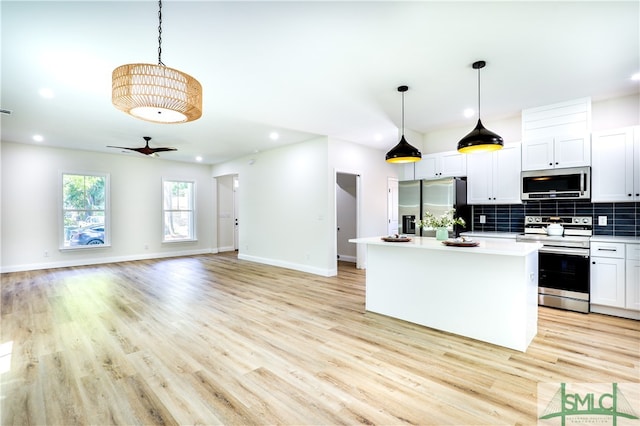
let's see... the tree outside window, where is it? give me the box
[163,180,195,242]
[62,173,108,247]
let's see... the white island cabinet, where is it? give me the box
[349,237,541,352]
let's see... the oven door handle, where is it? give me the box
[538,246,589,256]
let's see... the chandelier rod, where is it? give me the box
[157,0,165,66]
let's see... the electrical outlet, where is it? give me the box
[43,250,49,258]
[598,216,608,226]
[480,215,486,224]
[144,243,149,250]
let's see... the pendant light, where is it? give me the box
[385,85,422,163]
[112,0,202,124]
[457,60,503,154]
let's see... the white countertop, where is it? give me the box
[349,236,541,257]
[590,235,640,244]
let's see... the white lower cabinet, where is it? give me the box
[591,257,625,307]
[626,244,640,311]
[590,241,640,319]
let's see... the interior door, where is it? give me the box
[233,175,239,250]
[388,177,398,235]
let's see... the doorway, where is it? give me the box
[216,174,238,252]
[336,173,358,267]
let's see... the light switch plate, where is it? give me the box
[598,216,607,226]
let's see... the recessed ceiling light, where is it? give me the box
[463,108,475,118]
[195,156,203,162]
[632,72,640,81]
[33,134,44,142]
[269,132,279,140]
[39,88,54,98]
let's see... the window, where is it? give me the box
[163,180,195,242]
[62,172,109,248]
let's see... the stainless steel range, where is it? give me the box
[516,216,592,313]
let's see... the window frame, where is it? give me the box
[60,171,110,250]
[162,178,197,243]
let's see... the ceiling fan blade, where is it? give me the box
[107,145,140,152]
[150,147,177,153]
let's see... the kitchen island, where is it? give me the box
[349,236,542,351]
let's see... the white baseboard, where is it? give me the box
[238,253,337,277]
[590,304,640,320]
[0,248,217,273]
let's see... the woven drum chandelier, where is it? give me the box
[112,0,202,124]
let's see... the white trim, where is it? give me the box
[0,248,217,273]
[238,253,337,277]
[59,171,110,248]
[162,178,196,242]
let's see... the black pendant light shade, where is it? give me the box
[385,135,422,163]
[386,85,422,163]
[457,119,504,153]
[457,61,503,154]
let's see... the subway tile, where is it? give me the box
[557,201,575,216]
[470,201,639,237]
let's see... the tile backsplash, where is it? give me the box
[471,201,640,236]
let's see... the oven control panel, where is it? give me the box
[524,216,592,226]
[523,216,593,238]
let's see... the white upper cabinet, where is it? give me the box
[521,133,591,171]
[521,97,591,171]
[592,126,640,202]
[467,143,522,205]
[414,151,466,180]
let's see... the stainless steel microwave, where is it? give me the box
[521,166,590,201]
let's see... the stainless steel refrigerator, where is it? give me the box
[398,177,469,238]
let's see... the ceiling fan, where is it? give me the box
[107,136,176,156]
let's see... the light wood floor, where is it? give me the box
[1,252,638,425]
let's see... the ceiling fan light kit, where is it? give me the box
[457,60,504,154]
[385,85,422,164]
[112,0,202,124]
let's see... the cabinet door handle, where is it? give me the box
[597,248,618,252]
[549,162,553,166]
[555,162,559,165]
[592,261,596,264]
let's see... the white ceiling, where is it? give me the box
[2,1,638,164]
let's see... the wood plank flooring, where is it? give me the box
[1,252,639,425]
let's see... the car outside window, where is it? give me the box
[163,180,195,242]
[62,173,109,248]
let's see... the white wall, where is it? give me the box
[210,136,398,275]
[329,137,399,269]
[421,115,522,154]
[419,94,640,154]
[592,93,640,130]
[212,137,336,276]
[1,142,214,272]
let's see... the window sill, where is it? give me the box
[162,239,198,244]
[60,244,112,251]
